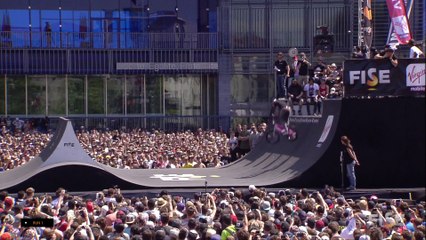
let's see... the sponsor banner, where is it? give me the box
[386,0,412,44]
[343,59,425,97]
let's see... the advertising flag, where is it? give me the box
[385,0,412,44]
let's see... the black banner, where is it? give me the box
[343,59,425,97]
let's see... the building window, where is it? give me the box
[87,75,105,114]
[67,75,86,115]
[106,75,125,114]
[126,75,145,115]
[145,75,163,115]
[27,75,47,115]
[47,75,66,115]
[6,75,26,115]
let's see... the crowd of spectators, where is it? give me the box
[0,185,425,240]
[276,51,344,116]
[351,41,425,60]
[0,125,237,171]
[288,52,344,100]
[0,118,52,171]
[77,128,230,169]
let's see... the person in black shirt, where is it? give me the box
[340,136,360,191]
[287,79,304,115]
[44,22,52,47]
[374,47,398,67]
[295,52,311,86]
[274,52,290,99]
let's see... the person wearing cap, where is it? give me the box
[326,63,340,85]
[328,87,339,99]
[340,136,360,191]
[374,47,398,67]
[25,187,35,201]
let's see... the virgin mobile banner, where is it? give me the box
[343,59,425,97]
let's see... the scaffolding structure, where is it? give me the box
[358,0,373,57]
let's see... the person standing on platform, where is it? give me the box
[44,22,52,47]
[340,136,360,191]
[274,52,290,99]
[296,52,311,87]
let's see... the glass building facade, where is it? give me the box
[0,0,424,120]
[0,74,216,117]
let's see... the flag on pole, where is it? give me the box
[385,0,412,45]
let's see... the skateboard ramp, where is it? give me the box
[0,100,341,192]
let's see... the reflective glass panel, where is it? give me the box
[231,73,274,104]
[1,10,29,48]
[47,75,66,115]
[106,75,124,114]
[67,75,86,115]
[6,75,26,115]
[126,75,144,114]
[87,76,105,114]
[27,75,46,115]
[206,74,218,115]
[180,74,201,116]
[251,74,274,102]
[145,75,163,114]
[230,74,251,103]
[164,75,180,115]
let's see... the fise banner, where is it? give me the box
[343,59,425,97]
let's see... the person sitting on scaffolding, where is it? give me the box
[271,99,291,135]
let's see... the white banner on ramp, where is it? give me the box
[317,115,334,148]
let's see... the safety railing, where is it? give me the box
[2,115,232,133]
[0,31,218,50]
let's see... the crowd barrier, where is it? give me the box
[2,115,232,133]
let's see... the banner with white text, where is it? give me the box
[343,59,425,97]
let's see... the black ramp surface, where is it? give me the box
[0,118,105,189]
[0,100,341,191]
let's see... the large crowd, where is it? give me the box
[0,127,232,171]
[0,120,271,171]
[0,118,52,171]
[0,185,425,240]
[76,128,231,169]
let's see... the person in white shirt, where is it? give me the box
[408,39,424,58]
[303,78,321,116]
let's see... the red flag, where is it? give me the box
[385,0,412,44]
